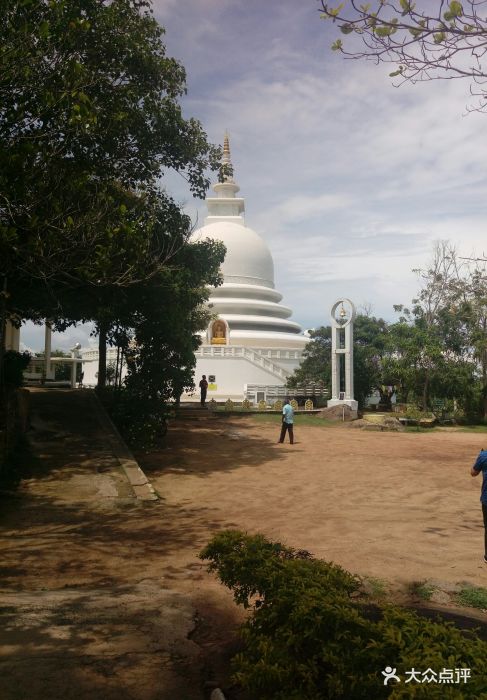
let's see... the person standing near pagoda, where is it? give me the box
[199,375,208,408]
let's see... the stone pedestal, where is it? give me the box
[327,398,358,419]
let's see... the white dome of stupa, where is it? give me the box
[192,134,307,349]
[195,220,274,288]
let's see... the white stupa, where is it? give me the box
[189,134,308,402]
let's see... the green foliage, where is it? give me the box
[1,0,221,325]
[99,386,168,449]
[409,581,436,601]
[287,315,390,409]
[0,434,32,490]
[363,576,388,599]
[456,586,487,610]
[122,238,225,404]
[458,424,487,433]
[2,351,30,388]
[93,237,224,447]
[319,0,487,113]
[287,325,332,388]
[200,529,357,609]
[288,244,485,418]
[375,21,398,38]
[354,314,389,407]
[403,404,425,425]
[1,0,227,423]
[444,2,464,22]
[201,530,487,698]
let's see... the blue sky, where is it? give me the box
[22,0,487,350]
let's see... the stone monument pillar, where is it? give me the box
[327,298,358,417]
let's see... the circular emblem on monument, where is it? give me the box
[331,298,356,327]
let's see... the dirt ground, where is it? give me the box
[142,416,487,588]
[1,394,487,700]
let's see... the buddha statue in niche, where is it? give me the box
[211,320,227,345]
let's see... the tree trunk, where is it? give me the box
[0,276,8,391]
[97,322,107,389]
[115,345,120,388]
[422,372,429,412]
[378,387,392,411]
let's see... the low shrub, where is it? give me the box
[0,383,31,488]
[3,350,31,388]
[0,435,31,490]
[200,530,487,699]
[363,576,388,599]
[97,386,168,449]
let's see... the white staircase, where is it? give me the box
[194,345,293,382]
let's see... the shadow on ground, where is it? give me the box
[138,417,291,478]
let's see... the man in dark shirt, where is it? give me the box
[470,449,487,563]
[199,375,208,408]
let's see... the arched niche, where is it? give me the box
[209,318,229,345]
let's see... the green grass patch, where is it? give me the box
[409,581,436,601]
[404,425,440,433]
[362,576,388,599]
[457,424,487,433]
[456,586,487,609]
[248,413,335,427]
[214,406,246,412]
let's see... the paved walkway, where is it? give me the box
[0,389,207,700]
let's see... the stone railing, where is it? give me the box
[195,345,291,381]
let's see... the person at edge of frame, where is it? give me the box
[471,447,487,564]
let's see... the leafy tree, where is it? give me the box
[1,0,226,403]
[105,238,225,446]
[287,326,332,387]
[320,0,487,112]
[125,239,224,399]
[384,310,476,410]
[353,313,390,407]
[384,243,481,413]
[394,242,465,408]
[450,264,487,418]
[1,0,221,338]
[289,243,485,417]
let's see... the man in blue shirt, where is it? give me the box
[471,449,487,563]
[278,398,294,445]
